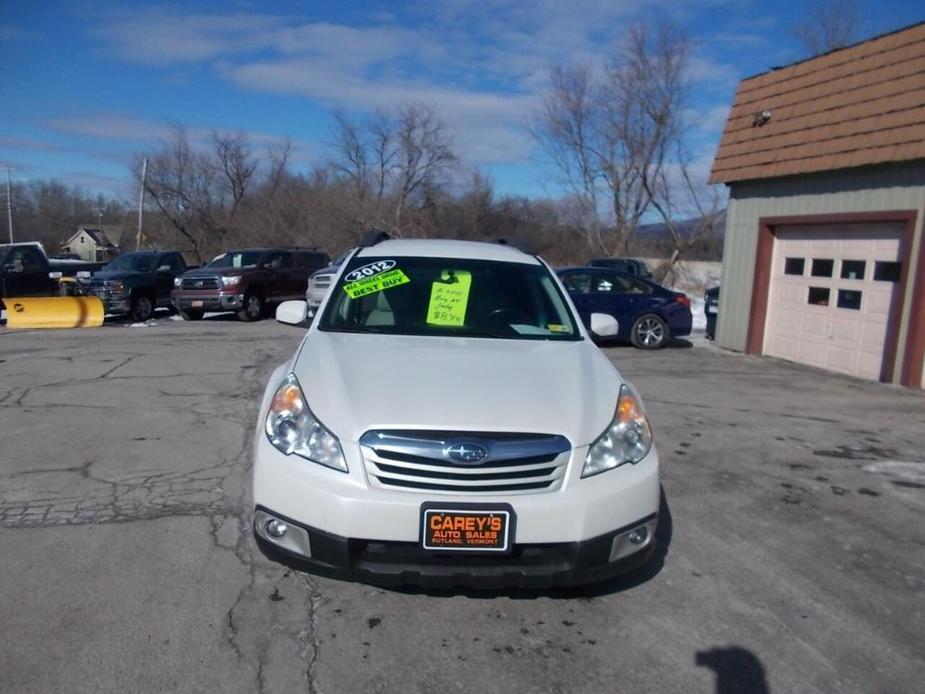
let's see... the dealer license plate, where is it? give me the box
[421,504,514,553]
[192,300,204,308]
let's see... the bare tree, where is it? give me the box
[793,0,861,56]
[530,64,603,251]
[329,111,369,200]
[138,126,258,262]
[368,109,397,203]
[265,139,293,196]
[392,102,456,234]
[642,141,723,282]
[137,126,208,262]
[210,130,257,216]
[328,102,456,236]
[530,21,690,256]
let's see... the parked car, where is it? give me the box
[305,250,351,313]
[557,267,692,349]
[705,286,720,340]
[253,238,660,588]
[589,257,653,279]
[82,250,188,321]
[172,248,329,321]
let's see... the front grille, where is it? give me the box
[360,430,571,495]
[181,276,221,290]
[85,282,110,298]
[309,274,332,289]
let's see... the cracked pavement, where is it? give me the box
[1,319,924,693]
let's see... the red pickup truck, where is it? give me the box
[171,248,329,321]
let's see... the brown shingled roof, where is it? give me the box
[709,22,925,184]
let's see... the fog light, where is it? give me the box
[266,519,288,538]
[628,527,648,545]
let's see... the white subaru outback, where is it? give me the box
[252,238,660,588]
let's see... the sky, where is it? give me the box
[2,0,923,202]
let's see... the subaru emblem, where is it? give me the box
[444,442,489,465]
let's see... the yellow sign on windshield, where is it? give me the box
[343,269,410,299]
[427,270,472,326]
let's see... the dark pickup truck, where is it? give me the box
[0,242,102,298]
[83,250,189,321]
[172,248,329,321]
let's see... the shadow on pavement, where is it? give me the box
[695,646,771,694]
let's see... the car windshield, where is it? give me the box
[208,251,264,268]
[104,254,158,272]
[319,256,581,341]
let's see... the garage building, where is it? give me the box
[709,22,925,388]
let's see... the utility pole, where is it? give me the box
[5,167,12,243]
[136,157,147,250]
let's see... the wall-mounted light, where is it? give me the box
[753,110,772,126]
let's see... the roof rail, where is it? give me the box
[358,228,390,247]
[494,237,536,255]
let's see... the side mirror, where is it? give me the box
[276,300,308,326]
[589,312,619,337]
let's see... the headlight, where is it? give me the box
[105,280,125,294]
[582,383,653,477]
[221,275,240,287]
[265,373,347,472]
[174,277,182,287]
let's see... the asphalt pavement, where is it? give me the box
[1,316,923,693]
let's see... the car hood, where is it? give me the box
[92,270,147,281]
[291,331,623,446]
[181,267,250,278]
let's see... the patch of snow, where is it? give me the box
[688,296,706,331]
[863,461,925,483]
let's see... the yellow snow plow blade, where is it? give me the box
[3,296,105,329]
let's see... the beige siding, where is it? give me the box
[716,161,925,383]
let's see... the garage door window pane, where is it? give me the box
[874,261,901,282]
[837,289,862,310]
[784,257,805,275]
[808,287,830,306]
[840,260,866,280]
[811,259,834,277]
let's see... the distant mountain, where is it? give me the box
[634,209,726,241]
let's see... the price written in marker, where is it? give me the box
[427,270,472,326]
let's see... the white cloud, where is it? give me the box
[92,10,282,65]
[43,114,315,167]
[44,114,175,142]
[84,2,741,171]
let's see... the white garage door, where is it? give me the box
[764,223,904,381]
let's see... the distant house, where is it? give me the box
[61,226,124,262]
[709,22,925,389]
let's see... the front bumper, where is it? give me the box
[171,291,244,311]
[252,414,661,587]
[85,287,130,314]
[254,505,657,588]
[104,298,131,313]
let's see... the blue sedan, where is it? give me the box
[557,267,693,349]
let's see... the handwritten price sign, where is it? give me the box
[426,270,472,326]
